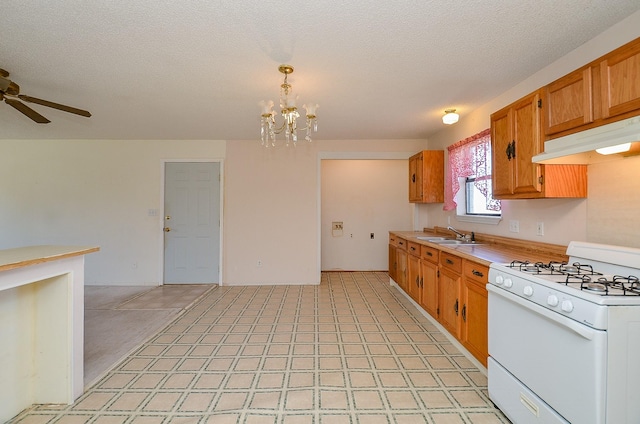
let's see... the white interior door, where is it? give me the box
[164,162,220,283]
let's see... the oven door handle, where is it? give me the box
[487,285,596,341]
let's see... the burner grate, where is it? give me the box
[509,260,640,296]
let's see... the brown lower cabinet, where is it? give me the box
[389,234,488,366]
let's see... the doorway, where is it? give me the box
[163,162,221,283]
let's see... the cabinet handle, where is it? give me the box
[416,276,420,287]
[455,299,459,315]
[410,246,416,251]
[426,251,433,257]
[462,304,467,322]
[412,173,416,183]
[506,140,516,160]
[472,269,484,278]
[446,259,454,265]
[420,277,423,288]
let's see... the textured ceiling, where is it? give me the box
[1,1,639,140]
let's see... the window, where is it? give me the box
[444,128,501,218]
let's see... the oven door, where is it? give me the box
[487,285,607,424]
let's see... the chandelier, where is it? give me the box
[260,64,318,147]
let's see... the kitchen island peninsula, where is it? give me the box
[0,245,99,423]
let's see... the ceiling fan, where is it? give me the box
[0,68,91,123]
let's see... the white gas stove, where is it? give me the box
[487,241,640,424]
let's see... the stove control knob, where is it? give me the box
[547,295,559,307]
[523,286,534,297]
[495,275,504,285]
[561,300,574,313]
[504,278,513,288]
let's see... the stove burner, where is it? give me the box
[509,259,640,297]
[509,260,568,275]
[584,282,607,292]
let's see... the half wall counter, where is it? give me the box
[0,245,99,422]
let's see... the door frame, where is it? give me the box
[159,158,224,285]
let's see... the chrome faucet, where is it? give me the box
[447,226,467,239]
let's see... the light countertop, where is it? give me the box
[0,245,100,273]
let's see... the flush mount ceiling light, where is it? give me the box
[259,64,318,147]
[442,109,459,125]
[595,142,632,155]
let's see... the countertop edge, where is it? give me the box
[0,245,100,272]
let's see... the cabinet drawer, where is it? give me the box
[440,252,462,273]
[421,245,439,263]
[396,237,407,251]
[389,234,398,247]
[407,241,421,256]
[464,261,489,285]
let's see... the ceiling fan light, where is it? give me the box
[442,109,459,125]
[595,142,632,155]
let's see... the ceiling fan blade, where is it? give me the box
[18,95,91,117]
[4,98,51,123]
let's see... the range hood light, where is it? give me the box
[595,142,631,155]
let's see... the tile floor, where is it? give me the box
[12,272,510,424]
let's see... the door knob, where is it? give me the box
[163,227,171,232]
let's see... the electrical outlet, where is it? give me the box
[509,220,520,233]
[536,222,544,236]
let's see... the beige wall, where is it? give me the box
[423,10,640,248]
[0,139,226,285]
[321,160,412,271]
[223,139,426,285]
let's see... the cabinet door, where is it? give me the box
[421,151,444,203]
[408,153,423,202]
[396,249,408,291]
[544,67,593,135]
[490,106,514,197]
[461,278,488,367]
[407,253,421,301]
[512,92,543,195]
[388,244,397,282]
[420,260,438,319]
[600,39,640,119]
[439,267,461,338]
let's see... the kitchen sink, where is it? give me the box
[415,236,482,245]
[433,239,483,245]
[415,236,447,241]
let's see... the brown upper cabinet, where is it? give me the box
[543,37,640,138]
[600,38,640,120]
[491,90,588,199]
[408,150,444,203]
[543,67,594,136]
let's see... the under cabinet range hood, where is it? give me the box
[532,115,640,164]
